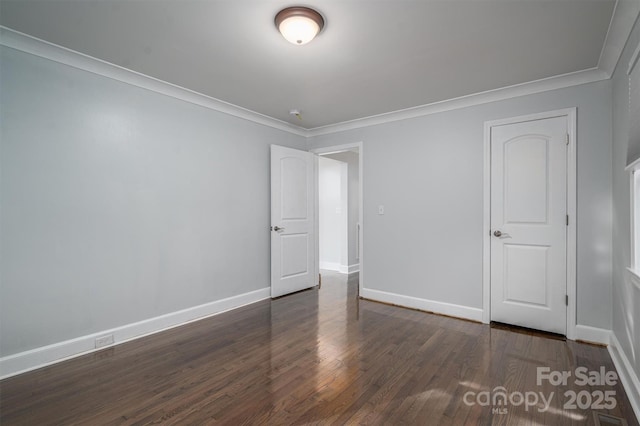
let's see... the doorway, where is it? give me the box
[312,143,363,294]
[318,156,348,273]
[483,109,577,338]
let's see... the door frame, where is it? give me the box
[482,108,577,339]
[311,142,364,295]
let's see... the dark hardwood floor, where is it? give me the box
[1,271,637,425]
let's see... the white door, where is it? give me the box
[490,116,568,334]
[271,145,317,298]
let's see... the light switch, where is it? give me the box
[378,205,384,215]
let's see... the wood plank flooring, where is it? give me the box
[1,271,637,425]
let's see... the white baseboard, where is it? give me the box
[319,261,341,272]
[609,333,640,422]
[338,264,360,274]
[360,288,483,322]
[574,324,611,345]
[320,262,359,274]
[0,287,270,379]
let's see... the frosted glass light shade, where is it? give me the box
[275,7,324,45]
[279,16,319,45]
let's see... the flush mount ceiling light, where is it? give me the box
[275,6,324,45]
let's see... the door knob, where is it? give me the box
[274,226,285,231]
[493,230,502,237]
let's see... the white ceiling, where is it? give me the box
[0,0,617,129]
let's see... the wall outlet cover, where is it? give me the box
[95,334,114,349]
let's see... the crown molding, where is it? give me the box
[598,0,640,78]
[306,68,608,137]
[629,41,640,75]
[3,0,639,141]
[306,0,639,137]
[0,26,308,137]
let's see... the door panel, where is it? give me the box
[504,244,549,306]
[271,145,316,298]
[281,234,309,278]
[504,137,549,224]
[281,157,309,219]
[490,116,567,334]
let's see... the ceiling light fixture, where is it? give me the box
[275,6,324,45]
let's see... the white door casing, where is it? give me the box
[270,145,317,298]
[489,115,569,335]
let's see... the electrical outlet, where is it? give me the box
[95,334,114,349]
[378,205,385,215]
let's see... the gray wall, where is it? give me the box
[612,16,640,383]
[1,35,622,360]
[323,151,360,269]
[0,46,305,356]
[308,80,613,329]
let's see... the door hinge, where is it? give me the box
[566,134,570,145]
[566,215,569,226]
[566,295,569,306]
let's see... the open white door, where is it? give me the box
[490,116,568,335]
[271,145,317,298]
